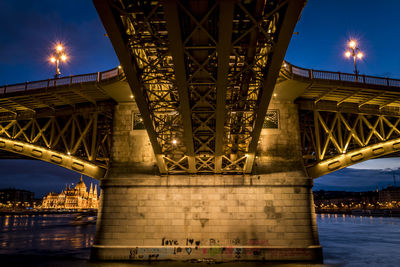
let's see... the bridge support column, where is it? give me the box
[91,173,322,262]
[91,101,322,262]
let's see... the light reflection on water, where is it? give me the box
[0,214,94,258]
[318,214,400,267]
[0,214,400,266]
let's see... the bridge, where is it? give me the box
[2,0,400,263]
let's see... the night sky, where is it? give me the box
[0,0,400,197]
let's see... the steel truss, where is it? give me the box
[300,109,400,177]
[95,0,305,174]
[0,108,113,178]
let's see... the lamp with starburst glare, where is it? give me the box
[49,43,68,78]
[345,39,364,80]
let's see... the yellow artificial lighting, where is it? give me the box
[172,139,177,145]
[50,57,56,63]
[345,51,351,58]
[56,44,63,52]
[61,54,67,61]
[348,40,356,49]
[357,52,364,59]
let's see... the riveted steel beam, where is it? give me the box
[215,0,234,173]
[93,0,167,173]
[245,0,307,173]
[0,137,106,179]
[307,138,400,178]
[163,0,196,173]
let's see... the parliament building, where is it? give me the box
[42,176,99,210]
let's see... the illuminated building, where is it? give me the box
[42,176,99,209]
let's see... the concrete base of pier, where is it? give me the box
[91,173,322,262]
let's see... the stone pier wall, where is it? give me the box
[91,101,322,262]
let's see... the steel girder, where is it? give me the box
[300,109,400,178]
[0,108,113,179]
[94,0,305,174]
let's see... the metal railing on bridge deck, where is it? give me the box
[0,67,122,94]
[282,61,400,88]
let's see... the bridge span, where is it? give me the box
[2,61,400,262]
[2,0,400,263]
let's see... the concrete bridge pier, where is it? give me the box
[91,101,323,262]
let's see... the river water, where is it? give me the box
[0,213,399,266]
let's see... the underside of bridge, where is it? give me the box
[278,62,400,178]
[0,69,125,178]
[92,0,323,263]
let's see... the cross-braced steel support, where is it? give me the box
[94,0,306,174]
[0,107,113,178]
[300,109,400,177]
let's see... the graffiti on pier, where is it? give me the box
[161,237,179,246]
[186,238,201,246]
[155,237,270,259]
[129,247,175,260]
[161,238,202,247]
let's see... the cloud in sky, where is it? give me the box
[348,158,400,170]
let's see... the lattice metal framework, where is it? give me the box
[0,109,113,178]
[95,0,305,174]
[300,109,400,177]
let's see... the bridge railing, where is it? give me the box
[283,61,400,88]
[0,67,122,94]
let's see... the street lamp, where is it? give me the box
[345,39,364,80]
[49,43,68,78]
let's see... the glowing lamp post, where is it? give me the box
[49,43,68,78]
[345,40,364,81]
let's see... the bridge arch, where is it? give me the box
[0,109,112,180]
[0,137,106,179]
[284,61,400,179]
[306,137,400,178]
